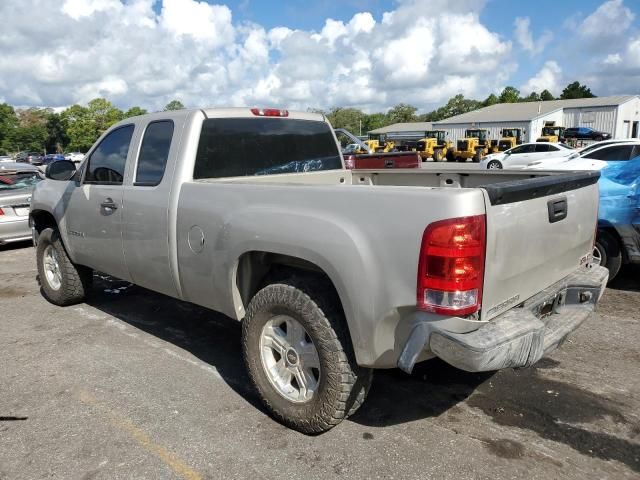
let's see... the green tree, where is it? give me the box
[61,104,95,152]
[423,94,482,121]
[362,112,388,132]
[325,107,366,134]
[560,81,595,99]
[483,93,499,107]
[0,103,19,154]
[498,86,521,103]
[11,108,48,152]
[164,100,185,111]
[44,110,68,153]
[522,91,541,102]
[124,106,148,118]
[540,89,555,101]
[87,98,123,134]
[386,103,417,123]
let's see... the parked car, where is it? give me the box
[0,155,12,162]
[64,152,85,163]
[527,140,640,171]
[15,151,44,166]
[579,141,640,162]
[564,127,611,141]
[31,107,607,433]
[578,139,635,155]
[593,156,640,281]
[0,162,43,245]
[480,142,577,169]
[42,154,65,166]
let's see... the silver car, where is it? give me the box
[0,162,43,245]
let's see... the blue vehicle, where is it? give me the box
[594,156,640,281]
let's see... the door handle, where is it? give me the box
[101,198,118,210]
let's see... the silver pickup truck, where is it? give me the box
[30,108,608,433]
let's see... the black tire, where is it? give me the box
[594,230,622,282]
[474,148,483,163]
[36,228,92,306]
[242,276,372,434]
[487,160,503,170]
[433,148,444,162]
[595,135,603,142]
[446,149,456,162]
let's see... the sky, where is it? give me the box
[0,0,638,113]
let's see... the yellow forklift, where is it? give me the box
[415,130,452,161]
[450,129,497,162]
[497,127,525,151]
[537,124,566,143]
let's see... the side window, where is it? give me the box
[84,125,134,185]
[535,144,551,152]
[135,120,174,186]
[510,145,526,154]
[585,145,634,161]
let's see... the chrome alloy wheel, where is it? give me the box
[592,245,603,266]
[259,315,321,403]
[43,245,62,290]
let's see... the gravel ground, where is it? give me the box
[1,242,638,480]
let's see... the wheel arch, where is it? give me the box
[597,224,629,264]
[233,250,360,357]
[29,209,59,245]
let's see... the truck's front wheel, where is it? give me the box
[36,228,92,306]
[242,277,372,434]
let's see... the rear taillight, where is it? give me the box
[0,207,4,215]
[417,215,486,316]
[250,108,289,117]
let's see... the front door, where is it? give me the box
[64,124,136,281]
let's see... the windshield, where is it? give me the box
[0,171,43,190]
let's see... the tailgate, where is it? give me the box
[480,171,600,321]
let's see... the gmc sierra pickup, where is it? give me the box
[30,108,608,433]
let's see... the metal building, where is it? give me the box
[366,96,640,143]
[367,122,433,140]
[432,95,640,142]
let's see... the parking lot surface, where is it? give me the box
[1,243,639,480]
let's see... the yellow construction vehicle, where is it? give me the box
[497,128,525,151]
[450,129,497,162]
[537,125,566,143]
[363,133,396,153]
[416,130,452,161]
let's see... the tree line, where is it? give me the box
[322,81,595,135]
[0,81,594,155]
[0,99,185,155]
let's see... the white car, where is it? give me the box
[480,142,578,169]
[525,157,608,171]
[64,152,85,163]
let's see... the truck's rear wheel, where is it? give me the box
[36,227,92,306]
[433,148,444,162]
[242,277,372,434]
[594,230,622,282]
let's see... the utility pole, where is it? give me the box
[359,118,362,137]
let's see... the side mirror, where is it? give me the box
[46,160,76,181]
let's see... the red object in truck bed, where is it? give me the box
[344,152,420,169]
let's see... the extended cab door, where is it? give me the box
[121,119,181,298]
[64,124,135,280]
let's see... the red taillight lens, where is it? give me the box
[0,207,4,216]
[250,108,289,117]
[417,215,486,316]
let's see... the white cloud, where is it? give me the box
[580,0,635,42]
[604,53,622,65]
[1,0,512,113]
[520,61,563,96]
[514,17,552,55]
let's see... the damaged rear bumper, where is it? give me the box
[398,265,609,373]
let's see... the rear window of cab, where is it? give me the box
[193,118,342,179]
